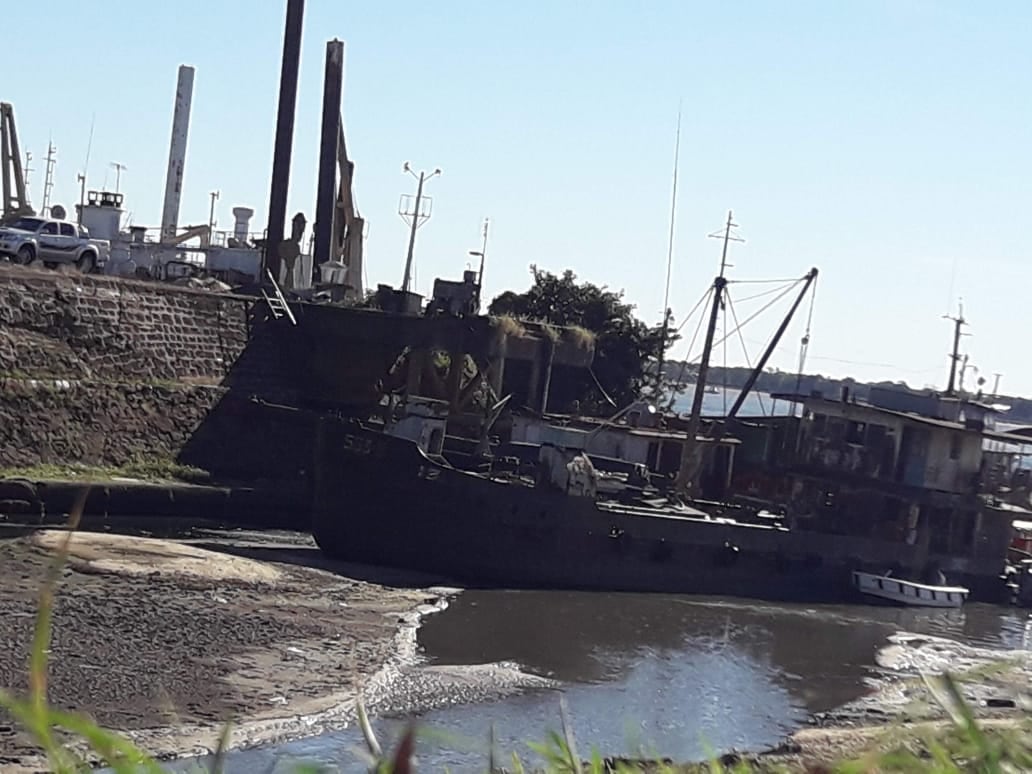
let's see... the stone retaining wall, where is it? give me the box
[0,267,309,480]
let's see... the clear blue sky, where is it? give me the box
[6,1,1030,394]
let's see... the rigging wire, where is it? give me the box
[673,286,714,334]
[722,301,728,416]
[704,280,800,357]
[669,286,713,409]
[732,280,799,305]
[727,277,804,285]
[676,280,797,371]
[667,271,811,412]
[724,292,768,416]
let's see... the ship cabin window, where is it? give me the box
[846,420,867,445]
[949,434,962,461]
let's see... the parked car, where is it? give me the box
[0,215,109,273]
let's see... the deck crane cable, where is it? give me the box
[667,272,805,411]
[728,277,804,285]
[793,275,819,396]
[792,280,818,393]
[668,286,714,410]
[724,292,769,416]
[694,279,802,360]
[731,280,797,305]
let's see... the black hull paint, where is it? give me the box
[311,421,1000,603]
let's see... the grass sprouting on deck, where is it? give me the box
[1,490,1030,772]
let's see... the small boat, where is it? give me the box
[852,570,969,608]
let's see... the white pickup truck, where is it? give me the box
[0,215,109,273]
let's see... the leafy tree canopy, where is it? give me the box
[489,266,675,412]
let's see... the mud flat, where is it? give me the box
[0,527,450,772]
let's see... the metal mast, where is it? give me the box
[944,301,967,396]
[399,164,440,292]
[674,210,742,494]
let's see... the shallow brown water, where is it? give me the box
[174,590,1031,772]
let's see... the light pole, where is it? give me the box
[398,162,440,293]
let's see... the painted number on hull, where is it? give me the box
[341,434,374,456]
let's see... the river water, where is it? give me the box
[672,386,788,418]
[172,388,1031,772]
[178,592,1031,773]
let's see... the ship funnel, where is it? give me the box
[231,206,254,244]
[160,64,195,243]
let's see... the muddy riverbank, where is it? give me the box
[1,521,1029,772]
[742,631,1032,770]
[0,525,453,772]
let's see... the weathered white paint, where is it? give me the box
[160,65,195,243]
[231,206,254,243]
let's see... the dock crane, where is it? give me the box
[1,103,34,224]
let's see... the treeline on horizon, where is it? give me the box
[657,362,1032,424]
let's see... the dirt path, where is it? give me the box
[0,527,441,771]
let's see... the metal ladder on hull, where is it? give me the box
[261,268,297,325]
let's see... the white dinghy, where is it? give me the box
[852,570,969,608]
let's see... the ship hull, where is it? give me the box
[310,420,1003,603]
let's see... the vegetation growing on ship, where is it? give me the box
[490,266,674,413]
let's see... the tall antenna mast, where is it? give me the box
[656,104,682,395]
[23,151,33,201]
[41,140,57,217]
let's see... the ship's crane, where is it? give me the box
[0,103,34,224]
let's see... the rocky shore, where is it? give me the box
[0,525,447,772]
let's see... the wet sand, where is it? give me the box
[744,631,1032,770]
[2,523,1028,772]
[0,526,445,771]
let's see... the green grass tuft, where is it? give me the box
[1,457,211,485]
